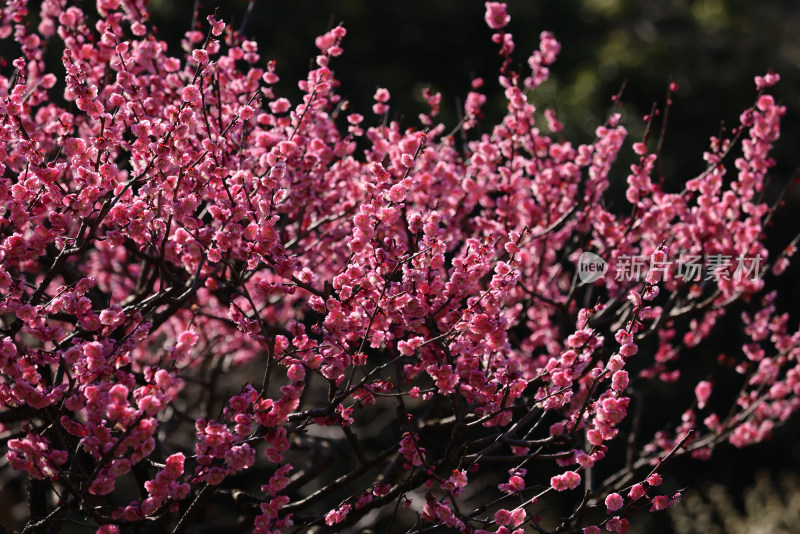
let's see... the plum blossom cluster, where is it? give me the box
[0,1,798,533]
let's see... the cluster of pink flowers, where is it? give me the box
[0,0,797,532]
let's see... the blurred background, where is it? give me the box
[149,0,800,175]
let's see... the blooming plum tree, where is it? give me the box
[0,1,798,533]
